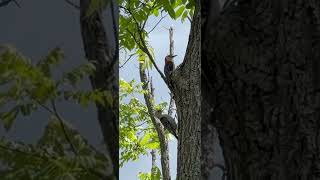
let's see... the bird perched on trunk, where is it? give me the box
[164,55,177,79]
[154,109,178,139]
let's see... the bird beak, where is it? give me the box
[171,55,177,58]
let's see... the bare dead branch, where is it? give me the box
[167,27,175,116]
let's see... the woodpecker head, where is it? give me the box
[154,109,163,119]
[165,55,177,63]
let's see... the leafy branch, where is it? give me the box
[121,5,169,87]
[0,46,114,179]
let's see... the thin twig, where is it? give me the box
[50,100,78,155]
[120,53,135,68]
[135,121,148,127]
[187,16,192,23]
[37,101,108,179]
[36,99,78,156]
[64,0,80,9]
[0,142,49,160]
[148,14,168,34]
[137,127,156,135]
[0,0,19,8]
[122,5,170,88]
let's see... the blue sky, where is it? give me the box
[119,15,191,180]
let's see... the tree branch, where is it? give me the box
[122,5,170,89]
[148,13,168,34]
[80,0,119,177]
[120,53,135,68]
[0,141,50,160]
[0,134,106,179]
[64,0,80,9]
[151,149,157,179]
[139,63,171,180]
[168,27,175,116]
[50,100,79,155]
[36,100,78,155]
[0,0,20,8]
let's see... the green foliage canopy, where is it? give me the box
[0,46,114,180]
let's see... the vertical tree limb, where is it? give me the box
[169,27,174,56]
[80,0,118,179]
[151,150,157,179]
[168,27,175,116]
[139,63,171,180]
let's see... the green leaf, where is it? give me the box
[181,10,188,20]
[166,6,176,19]
[153,8,159,17]
[140,133,151,145]
[19,104,35,116]
[175,6,185,18]
[0,108,19,131]
[151,166,161,180]
[37,47,64,77]
[186,1,194,9]
[145,142,160,150]
[62,62,96,87]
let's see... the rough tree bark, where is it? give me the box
[170,3,201,180]
[203,0,320,179]
[80,0,118,179]
[151,150,157,179]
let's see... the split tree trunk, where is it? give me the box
[203,0,320,179]
[171,4,201,180]
[80,0,119,178]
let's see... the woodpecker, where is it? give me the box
[154,109,178,139]
[164,55,177,79]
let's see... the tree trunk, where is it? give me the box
[201,0,222,179]
[171,4,201,180]
[203,0,320,179]
[80,0,119,178]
